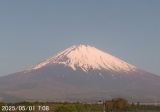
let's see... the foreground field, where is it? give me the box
[0,98,160,112]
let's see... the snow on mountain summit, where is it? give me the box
[2,45,160,102]
[25,45,136,73]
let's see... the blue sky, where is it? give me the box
[0,0,160,76]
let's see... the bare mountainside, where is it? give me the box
[0,45,160,102]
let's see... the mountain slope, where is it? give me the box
[0,45,160,102]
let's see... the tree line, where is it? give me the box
[0,98,160,112]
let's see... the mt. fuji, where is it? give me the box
[0,45,160,102]
[26,45,136,74]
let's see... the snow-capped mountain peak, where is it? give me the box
[2,45,160,102]
[25,45,136,73]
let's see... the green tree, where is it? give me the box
[75,104,85,112]
[114,98,130,110]
[106,101,114,111]
[55,105,77,112]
